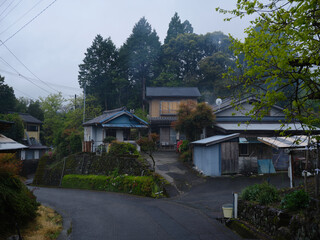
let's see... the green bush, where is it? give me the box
[108,141,139,156]
[241,182,280,205]
[103,136,116,143]
[0,154,39,236]
[62,174,166,198]
[179,140,189,153]
[179,149,192,162]
[281,190,309,211]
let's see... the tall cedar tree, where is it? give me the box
[164,12,193,44]
[78,35,118,110]
[119,17,161,110]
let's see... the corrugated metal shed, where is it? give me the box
[146,87,201,98]
[192,133,240,146]
[192,134,240,177]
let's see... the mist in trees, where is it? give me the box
[78,13,236,110]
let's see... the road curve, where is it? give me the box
[32,187,240,240]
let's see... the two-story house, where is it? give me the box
[146,87,201,148]
[19,113,42,142]
[18,113,49,160]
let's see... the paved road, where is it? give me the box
[32,187,241,240]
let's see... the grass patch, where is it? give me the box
[21,205,62,240]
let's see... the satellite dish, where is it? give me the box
[216,98,222,110]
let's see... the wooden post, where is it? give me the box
[289,152,294,188]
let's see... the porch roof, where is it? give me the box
[215,122,318,132]
[0,134,28,151]
[257,135,317,149]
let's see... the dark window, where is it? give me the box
[105,129,116,138]
[27,124,38,131]
[239,144,248,156]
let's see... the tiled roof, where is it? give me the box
[83,107,148,127]
[83,107,126,125]
[19,113,42,124]
[146,87,201,98]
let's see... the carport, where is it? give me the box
[258,135,318,188]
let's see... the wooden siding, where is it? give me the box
[148,98,197,117]
[149,99,160,117]
[221,142,239,174]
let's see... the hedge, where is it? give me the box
[61,174,165,198]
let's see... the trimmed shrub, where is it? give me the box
[281,190,310,211]
[62,174,166,198]
[108,141,139,156]
[241,182,280,205]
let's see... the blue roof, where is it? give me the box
[192,133,240,146]
[83,107,149,128]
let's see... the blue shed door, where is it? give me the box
[194,145,221,176]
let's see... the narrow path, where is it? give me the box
[145,151,205,196]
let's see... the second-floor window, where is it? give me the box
[161,101,180,115]
[27,124,38,132]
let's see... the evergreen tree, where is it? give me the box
[164,13,193,44]
[119,17,161,109]
[78,35,118,110]
[0,75,16,113]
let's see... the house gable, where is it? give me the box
[213,98,285,117]
[102,114,148,128]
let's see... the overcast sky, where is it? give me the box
[0,0,256,100]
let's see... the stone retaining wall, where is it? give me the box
[238,200,320,239]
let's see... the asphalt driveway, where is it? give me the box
[32,187,241,240]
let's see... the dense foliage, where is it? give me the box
[217,0,320,130]
[0,113,24,142]
[108,141,139,156]
[0,75,16,113]
[0,154,39,237]
[173,101,215,141]
[62,174,166,198]
[241,182,280,205]
[281,189,310,211]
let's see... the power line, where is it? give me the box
[0,68,82,91]
[0,0,15,19]
[0,56,52,94]
[0,0,9,9]
[0,0,45,36]
[13,86,35,99]
[0,0,23,23]
[0,0,57,46]
[1,40,60,93]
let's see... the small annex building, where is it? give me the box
[192,133,240,177]
[83,107,149,152]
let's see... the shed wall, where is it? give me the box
[194,145,221,176]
